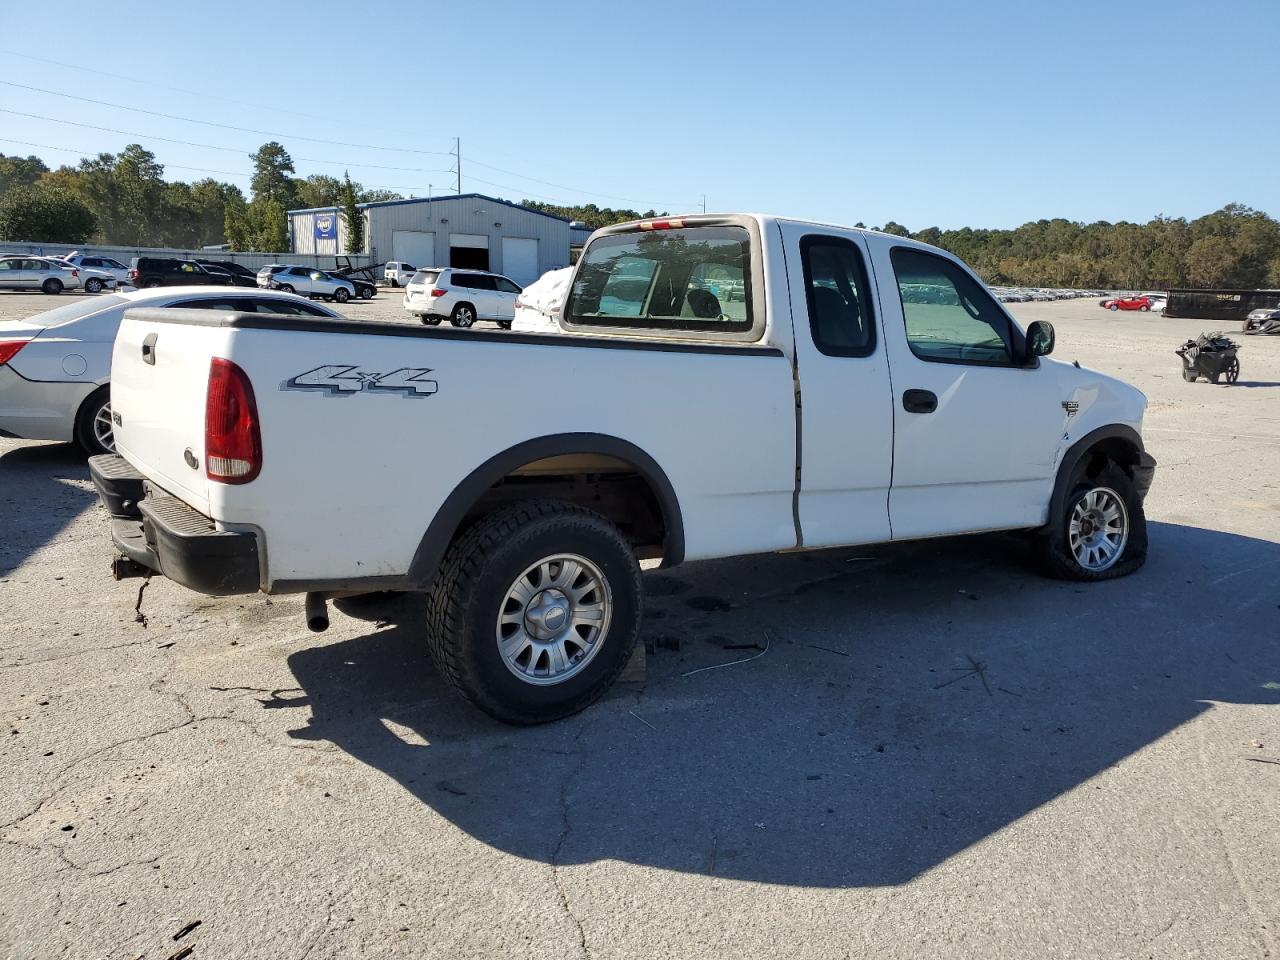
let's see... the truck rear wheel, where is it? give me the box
[425,501,642,725]
[1035,461,1147,581]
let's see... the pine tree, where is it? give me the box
[339,172,364,254]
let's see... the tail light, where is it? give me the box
[205,357,262,484]
[637,218,686,231]
[0,340,29,365]
[70,269,79,278]
[129,269,139,281]
[430,287,446,297]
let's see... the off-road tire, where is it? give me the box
[425,501,643,725]
[1035,461,1147,581]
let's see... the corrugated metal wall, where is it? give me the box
[290,197,570,279]
[289,208,358,257]
[367,197,571,279]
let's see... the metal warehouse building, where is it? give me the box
[287,194,572,286]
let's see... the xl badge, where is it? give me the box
[282,364,438,398]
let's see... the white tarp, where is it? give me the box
[512,266,574,333]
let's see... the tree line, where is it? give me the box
[3,144,1278,289]
[0,143,398,252]
[525,202,1280,291]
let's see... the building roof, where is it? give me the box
[288,193,571,223]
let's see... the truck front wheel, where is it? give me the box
[1035,461,1147,581]
[426,501,642,724]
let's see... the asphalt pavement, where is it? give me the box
[1,295,1277,959]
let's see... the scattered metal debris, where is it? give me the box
[683,630,772,678]
[805,643,849,657]
[933,654,992,695]
[134,574,152,627]
[628,710,657,731]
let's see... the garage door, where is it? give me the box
[501,237,539,286]
[392,231,436,268]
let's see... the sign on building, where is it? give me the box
[314,213,338,240]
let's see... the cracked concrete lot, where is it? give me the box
[1,296,1278,959]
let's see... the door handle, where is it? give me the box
[141,333,158,365]
[902,389,937,414]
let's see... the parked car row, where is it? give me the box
[990,287,1104,303]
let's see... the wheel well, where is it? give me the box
[1078,436,1141,480]
[463,454,669,561]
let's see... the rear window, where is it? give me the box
[411,270,440,285]
[23,294,128,327]
[565,226,752,331]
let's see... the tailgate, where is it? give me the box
[111,308,227,514]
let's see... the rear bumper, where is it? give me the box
[90,454,261,595]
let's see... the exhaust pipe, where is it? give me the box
[304,592,329,632]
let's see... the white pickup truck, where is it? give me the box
[90,215,1155,724]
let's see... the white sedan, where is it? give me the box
[0,287,344,455]
[0,256,82,294]
[63,253,134,288]
[47,257,120,294]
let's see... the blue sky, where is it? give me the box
[1,0,1276,229]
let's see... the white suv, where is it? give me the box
[403,268,523,328]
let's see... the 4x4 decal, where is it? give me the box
[282,364,438,398]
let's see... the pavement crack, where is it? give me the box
[550,723,591,959]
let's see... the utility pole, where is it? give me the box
[453,137,461,194]
[701,194,706,214]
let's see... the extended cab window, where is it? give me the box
[566,226,752,332]
[890,247,1015,365]
[800,236,875,357]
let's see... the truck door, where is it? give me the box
[872,240,1066,539]
[781,223,894,548]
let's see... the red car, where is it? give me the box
[1100,295,1152,311]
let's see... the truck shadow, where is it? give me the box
[285,522,1280,888]
[0,441,95,577]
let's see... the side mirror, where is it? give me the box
[1026,320,1055,359]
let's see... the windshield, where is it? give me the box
[411,270,441,285]
[22,294,128,327]
[565,226,752,331]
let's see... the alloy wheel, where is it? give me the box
[1068,487,1128,572]
[495,554,612,686]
